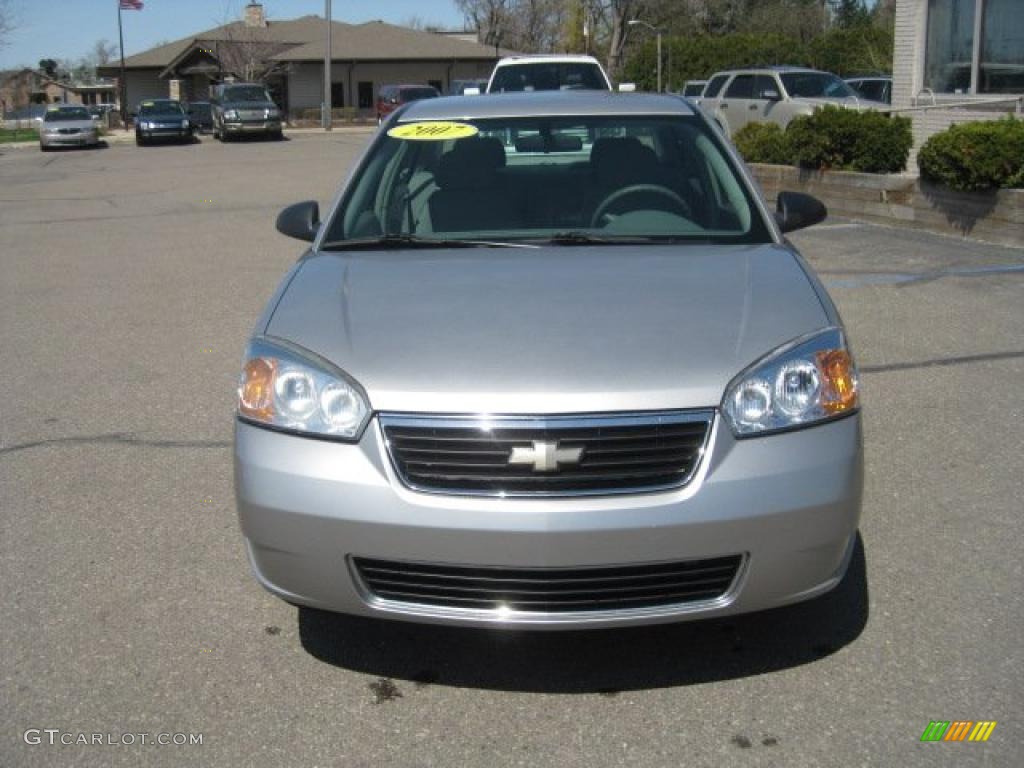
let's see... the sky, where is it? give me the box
[0,0,467,69]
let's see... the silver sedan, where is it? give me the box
[38,105,100,150]
[234,92,863,630]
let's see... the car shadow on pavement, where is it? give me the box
[297,534,868,693]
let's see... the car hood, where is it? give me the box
[265,244,829,414]
[792,96,887,110]
[140,115,185,123]
[44,120,95,131]
[220,101,276,111]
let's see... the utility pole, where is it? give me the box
[117,2,127,123]
[323,0,332,130]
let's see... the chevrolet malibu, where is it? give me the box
[235,91,862,629]
[38,105,100,151]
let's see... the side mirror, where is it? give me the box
[463,87,481,96]
[762,89,781,101]
[276,200,320,242]
[775,191,827,233]
[617,83,637,93]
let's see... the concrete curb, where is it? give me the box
[750,163,1024,248]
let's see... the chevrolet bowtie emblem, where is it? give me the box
[508,440,584,472]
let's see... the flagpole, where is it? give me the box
[117,1,127,124]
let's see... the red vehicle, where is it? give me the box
[375,84,441,125]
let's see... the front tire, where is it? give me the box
[135,134,145,146]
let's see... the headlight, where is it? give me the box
[722,328,859,437]
[224,109,239,120]
[267,108,280,119]
[181,119,189,128]
[237,337,370,440]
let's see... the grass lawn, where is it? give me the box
[0,127,38,143]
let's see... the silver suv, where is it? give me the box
[700,67,886,137]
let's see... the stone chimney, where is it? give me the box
[244,3,267,28]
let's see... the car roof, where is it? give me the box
[714,66,825,75]
[495,54,603,65]
[397,91,695,121]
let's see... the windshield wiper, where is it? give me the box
[320,234,538,251]
[542,231,663,246]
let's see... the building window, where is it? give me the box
[980,0,1024,93]
[925,0,1023,94]
[358,81,373,109]
[331,82,344,107]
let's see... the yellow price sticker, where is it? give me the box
[387,121,479,141]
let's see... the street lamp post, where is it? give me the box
[324,0,332,131]
[627,19,662,93]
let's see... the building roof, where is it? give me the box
[103,16,500,74]
[271,20,506,62]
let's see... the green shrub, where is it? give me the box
[917,118,1024,191]
[787,106,912,173]
[732,122,793,164]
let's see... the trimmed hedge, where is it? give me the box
[730,108,912,174]
[917,118,1024,191]
[732,122,792,165]
[786,106,912,173]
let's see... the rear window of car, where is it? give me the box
[703,74,730,98]
[849,79,888,102]
[326,114,771,246]
[780,72,855,99]
[400,88,440,102]
[490,62,608,92]
[44,107,91,122]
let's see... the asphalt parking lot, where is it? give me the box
[1,133,1021,768]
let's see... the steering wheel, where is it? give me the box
[590,184,693,228]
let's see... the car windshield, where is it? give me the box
[490,63,607,92]
[223,86,271,102]
[780,72,856,99]
[324,114,770,247]
[44,107,91,122]
[400,88,439,102]
[139,102,184,116]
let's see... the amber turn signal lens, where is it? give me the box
[817,349,858,414]
[239,357,277,420]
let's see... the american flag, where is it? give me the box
[119,0,144,10]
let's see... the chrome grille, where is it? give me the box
[379,411,713,496]
[352,555,743,614]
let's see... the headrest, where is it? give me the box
[590,137,659,182]
[436,137,506,189]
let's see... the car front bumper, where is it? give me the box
[223,120,281,134]
[235,413,863,629]
[40,132,98,147]
[138,127,190,141]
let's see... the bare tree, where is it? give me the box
[212,23,290,83]
[93,39,119,66]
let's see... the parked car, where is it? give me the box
[135,99,192,145]
[376,84,441,125]
[185,101,214,133]
[211,82,282,141]
[449,79,488,96]
[486,55,613,93]
[235,91,863,630]
[682,79,708,98]
[38,104,100,151]
[845,75,892,105]
[700,66,887,137]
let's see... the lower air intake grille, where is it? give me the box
[379,410,713,496]
[352,555,743,614]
